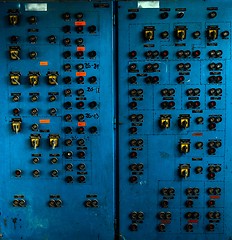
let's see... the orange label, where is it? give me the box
[76,72,86,77]
[210,195,220,199]
[40,61,48,66]
[188,220,198,224]
[78,122,86,127]
[75,21,86,26]
[192,132,203,136]
[40,119,50,124]
[77,47,85,51]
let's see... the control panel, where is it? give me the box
[117,0,232,239]
[0,2,114,240]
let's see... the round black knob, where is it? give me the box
[77,114,84,121]
[63,63,71,71]
[28,16,37,24]
[160,31,169,39]
[177,12,184,18]
[129,51,137,58]
[75,12,84,20]
[64,139,72,146]
[63,25,71,33]
[64,126,72,134]
[76,88,84,96]
[75,38,84,45]
[48,35,56,43]
[62,12,71,21]
[29,51,37,59]
[88,51,96,58]
[193,31,201,39]
[88,76,97,84]
[77,139,85,146]
[208,11,217,19]
[89,126,97,133]
[128,13,136,20]
[76,76,84,84]
[89,101,97,109]
[88,25,96,33]
[76,101,84,109]
[63,51,71,59]
[160,12,168,19]
[63,76,71,84]
[28,35,37,43]
[65,176,73,183]
[64,101,72,109]
[76,26,83,33]
[10,35,19,43]
[221,31,229,38]
[63,38,71,46]
[64,89,72,96]
[64,151,73,158]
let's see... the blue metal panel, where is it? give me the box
[117,1,232,239]
[0,2,114,239]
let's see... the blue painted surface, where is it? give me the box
[118,1,232,239]
[0,2,114,240]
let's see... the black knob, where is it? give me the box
[77,114,84,121]
[88,25,96,33]
[128,13,136,20]
[63,38,71,46]
[76,76,84,84]
[88,51,96,58]
[28,16,37,24]
[76,26,83,33]
[63,63,71,71]
[160,50,169,58]
[28,35,37,43]
[88,76,97,84]
[128,76,137,84]
[63,76,71,84]
[75,38,84,45]
[65,176,73,183]
[63,25,71,33]
[76,51,84,58]
[64,151,73,158]
[48,35,56,43]
[160,31,169,39]
[75,12,84,20]
[89,126,97,133]
[160,12,169,19]
[77,151,85,158]
[192,50,201,57]
[64,89,72,96]
[64,126,72,134]
[64,101,72,109]
[62,12,71,21]
[64,139,72,146]
[77,139,85,146]
[76,101,84,109]
[89,101,97,109]
[64,114,72,122]
[76,64,84,70]
[221,31,229,38]
[10,35,19,43]
[177,12,184,18]
[176,50,184,58]
[208,11,217,19]
[129,51,137,58]
[63,51,71,59]
[76,88,84,96]
[193,31,201,39]
[29,51,37,59]
[77,127,85,134]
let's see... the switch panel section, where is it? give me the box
[118,1,232,240]
[0,2,114,240]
